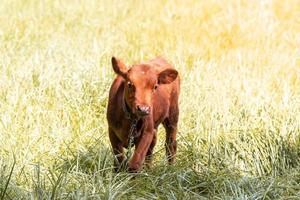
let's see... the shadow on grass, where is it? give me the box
[57,137,114,176]
[48,130,300,199]
[3,131,299,199]
[24,137,134,199]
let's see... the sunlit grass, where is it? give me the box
[0,0,300,199]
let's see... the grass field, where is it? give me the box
[1,0,300,199]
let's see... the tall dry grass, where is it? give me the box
[0,0,300,199]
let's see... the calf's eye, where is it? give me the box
[154,84,158,90]
[127,82,133,89]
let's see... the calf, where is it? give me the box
[107,57,180,172]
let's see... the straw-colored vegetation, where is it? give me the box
[1,0,300,199]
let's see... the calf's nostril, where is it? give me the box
[137,106,142,112]
[136,106,150,115]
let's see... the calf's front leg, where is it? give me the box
[109,127,125,172]
[128,121,154,172]
[145,129,157,168]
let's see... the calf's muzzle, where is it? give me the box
[136,105,150,116]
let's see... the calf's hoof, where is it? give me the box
[128,162,141,173]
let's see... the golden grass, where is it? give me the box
[0,0,300,198]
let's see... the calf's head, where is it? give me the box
[112,57,178,117]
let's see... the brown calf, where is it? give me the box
[106,57,180,172]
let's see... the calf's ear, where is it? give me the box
[111,57,128,78]
[158,69,178,84]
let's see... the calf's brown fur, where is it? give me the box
[107,57,180,172]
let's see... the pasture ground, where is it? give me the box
[0,0,300,199]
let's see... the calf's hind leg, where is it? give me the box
[163,110,178,164]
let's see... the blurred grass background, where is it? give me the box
[0,0,300,199]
